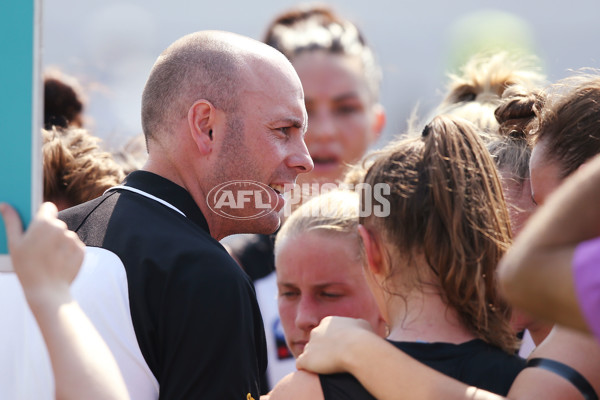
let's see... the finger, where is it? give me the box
[0,203,24,247]
[295,353,306,370]
[37,202,59,220]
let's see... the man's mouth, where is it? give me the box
[269,183,285,195]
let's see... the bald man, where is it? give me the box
[55,31,313,399]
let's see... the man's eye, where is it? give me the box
[280,291,298,298]
[277,127,291,136]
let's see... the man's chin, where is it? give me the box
[230,211,281,235]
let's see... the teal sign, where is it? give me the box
[0,0,42,270]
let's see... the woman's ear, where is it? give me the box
[187,99,216,155]
[358,224,384,276]
[369,103,386,144]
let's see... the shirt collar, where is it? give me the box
[122,171,210,234]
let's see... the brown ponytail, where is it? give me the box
[361,114,517,353]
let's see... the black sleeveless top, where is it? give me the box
[320,339,526,399]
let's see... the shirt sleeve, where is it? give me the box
[572,236,600,342]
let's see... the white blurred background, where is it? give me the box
[42,0,600,150]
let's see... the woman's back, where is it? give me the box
[320,339,525,399]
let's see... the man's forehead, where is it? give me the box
[241,85,306,123]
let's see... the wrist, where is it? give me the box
[341,328,378,374]
[24,283,73,314]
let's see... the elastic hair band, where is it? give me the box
[526,358,598,400]
[422,124,431,137]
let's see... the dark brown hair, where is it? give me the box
[360,115,517,353]
[44,75,84,129]
[532,73,600,178]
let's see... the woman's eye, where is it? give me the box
[336,105,361,115]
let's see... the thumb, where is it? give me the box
[0,203,24,248]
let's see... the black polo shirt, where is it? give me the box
[60,171,267,399]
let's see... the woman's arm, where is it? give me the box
[295,316,504,400]
[296,317,600,400]
[507,326,600,400]
[499,154,600,333]
[267,370,325,400]
[0,202,130,400]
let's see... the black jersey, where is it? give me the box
[319,339,526,399]
[227,233,276,282]
[60,171,267,400]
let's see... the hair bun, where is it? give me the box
[494,85,544,138]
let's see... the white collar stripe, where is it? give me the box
[104,185,187,218]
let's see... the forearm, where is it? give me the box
[500,247,588,332]
[499,155,600,331]
[27,291,129,400]
[342,330,505,400]
[524,154,600,247]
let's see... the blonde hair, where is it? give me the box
[275,189,362,260]
[112,133,148,175]
[360,115,517,353]
[43,127,125,208]
[434,52,545,136]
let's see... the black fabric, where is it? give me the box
[228,233,277,282]
[319,339,526,399]
[526,358,598,400]
[60,171,267,400]
[226,232,278,394]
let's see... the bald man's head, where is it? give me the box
[141,30,292,142]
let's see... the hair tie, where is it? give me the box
[422,124,431,137]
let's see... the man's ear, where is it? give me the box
[358,224,385,277]
[188,99,216,155]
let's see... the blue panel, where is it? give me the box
[0,1,37,254]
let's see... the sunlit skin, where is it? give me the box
[291,51,384,185]
[499,172,538,334]
[209,58,314,236]
[513,137,566,344]
[276,231,386,358]
[499,173,536,238]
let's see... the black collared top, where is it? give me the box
[60,171,267,400]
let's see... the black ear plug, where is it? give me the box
[209,129,213,139]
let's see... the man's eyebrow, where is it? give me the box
[277,117,307,136]
[278,118,303,129]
